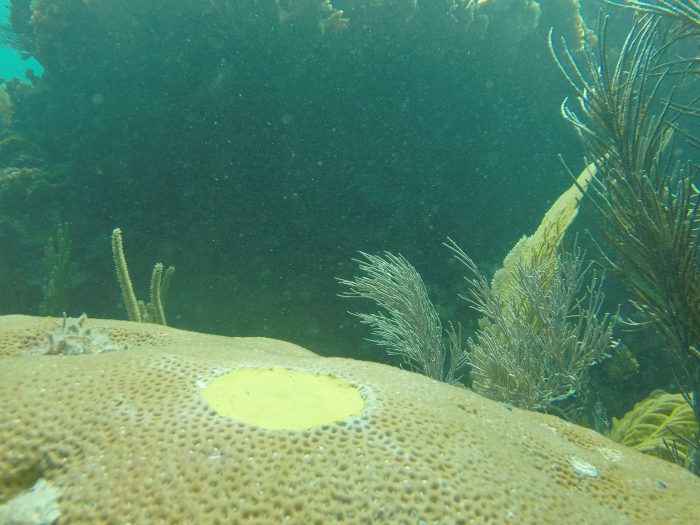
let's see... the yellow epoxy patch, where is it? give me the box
[201,367,364,430]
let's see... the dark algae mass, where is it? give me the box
[0,0,698,481]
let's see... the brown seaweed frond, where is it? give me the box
[605,1,700,78]
[550,14,700,363]
[550,12,700,473]
[606,0,700,33]
[549,15,678,175]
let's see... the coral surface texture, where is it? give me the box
[0,315,699,524]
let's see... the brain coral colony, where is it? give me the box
[1,315,700,523]
[0,1,699,524]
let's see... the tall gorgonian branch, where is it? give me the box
[550,12,700,473]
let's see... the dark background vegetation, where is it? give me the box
[1,0,663,415]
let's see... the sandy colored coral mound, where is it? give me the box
[1,315,699,524]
